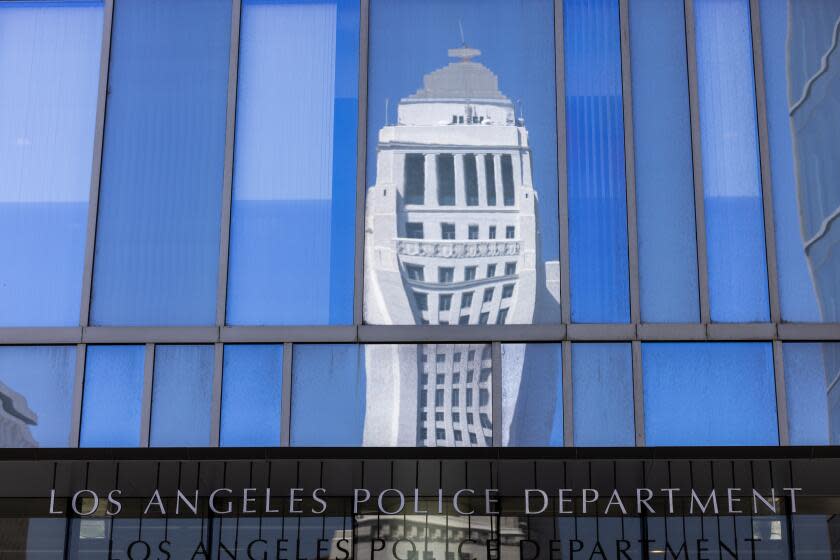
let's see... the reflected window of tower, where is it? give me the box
[436,374,444,385]
[404,153,425,205]
[484,155,496,205]
[506,226,515,239]
[454,430,462,442]
[479,312,489,324]
[467,388,474,406]
[438,267,454,283]
[436,154,455,205]
[502,284,514,298]
[469,432,477,443]
[458,315,470,325]
[453,372,460,383]
[480,413,492,429]
[436,353,445,363]
[467,370,474,383]
[453,412,460,423]
[497,308,509,324]
[435,389,444,407]
[452,389,460,406]
[480,389,490,407]
[483,287,494,303]
[406,264,424,281]
[468,225,479,239]
[464,266,477,281]
[454,352,461,362]
[467,413,474,424]
[480,368,491,382]
[489,225,496,239]
[468,350,476,360]
[505,262,516,275]
[439,293,452,311]
[435,412,444,421]
[487,264,496,278]
[406,222,424,239]
[464,154,479,206]
[441,223,455,239]
[413,291,428,311]
[501,154,515,206]
[436,428,445,440]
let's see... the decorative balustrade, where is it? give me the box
[396,238,520,258]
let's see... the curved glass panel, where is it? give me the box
[501,343,563,446]
[91,0,231,325]
[220,344,283,447]
[0,2,102,326]
[226,0,359,325]
[572,342,634,446]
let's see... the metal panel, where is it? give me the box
[68,344,87,447]
[491,342,502,446]
[636,323,707,341]
[772,340,789,445]
[706,322,777,340]
[683,0,712,324]
[210,343,224,447]
[619,0,641,324]
[221,325,357,343]
[632,340,644,446]
[281,342,293,446]
[748,0,781,324]
[555,0,572,325]
[82,326,219,344]
[562,340,573,446]
[139,343,155,448]
[215,0,243,327]
[0,328,82,345]
[353,0,370,325]
[79,0,114,327]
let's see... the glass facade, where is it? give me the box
[0,0,837,450]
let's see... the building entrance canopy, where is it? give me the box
[0,448,838,558]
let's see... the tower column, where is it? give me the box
[424,153,437,206]
[493,153,504,207]
[454,153,466,207]
[476,153,488,206]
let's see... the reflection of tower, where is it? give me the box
[363,46,555,447]
[787,3,840,444]
[0,380,38,447]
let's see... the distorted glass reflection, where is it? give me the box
[291,344,493,447]
[0,346,76,448]
[364,0,561,327]
[501,343,563,446]
[784,342,840,445]
[760,0,840,323]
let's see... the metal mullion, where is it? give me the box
[210,343,224,447]
[69,344,87,447]
[555,0,572,325]
[280,342,293,446]
[683,0,712,326]
[772,340,790,445]
[748,0,781,324]
[215,0,243,328]
[491,342,502,446]
[140,343,155,448]
[618,0,641,325]
[353,0,371,325]
[79,0,115,327]
[632,340,644,446]
[562,340,573,447]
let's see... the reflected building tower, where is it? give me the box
[363,46,557,447]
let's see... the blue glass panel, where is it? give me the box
[565,0,630,323]
[220,344,283,447]
[0,346,76,447]
[629,0,699,323]
[572,343,634,446]
[150,345,214,447]
[761,0,840,323]
[643,342,777,446]
[80,345,144,447]
[90,0,230,325]
[784,343,840,445]
[501,343,563,446]
[291,344,365,446]
[694,0,769,322]
[226,0,358,325]
[0,2,102,326]
[364,0,561,326]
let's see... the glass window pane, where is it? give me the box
[0,346,76,447]
[0,2,102,326]
[226,0,358,325]
[90,0,231,325]
[292,343,492,447]
[783,342,840,445]
[80,345,144,447]
[364,0,561,326]
[501,343,563,446]
[565,0,630,323]
[572,343,634,446]
[760,0,840,323]
[643,342,777,446]
[629,0,699,323]
[220,344,283,447]
[150,345,214,447]
[695,0,769,322]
